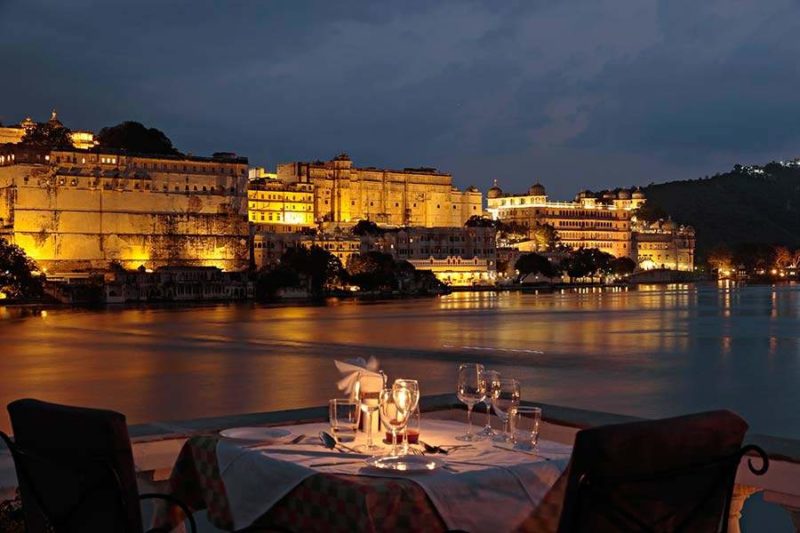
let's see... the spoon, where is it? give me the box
[319,431,359,454]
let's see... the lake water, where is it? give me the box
[1,283,799,438]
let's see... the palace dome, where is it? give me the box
[48,109,63,128]
[487,179,503,199]
[632,188,646,199]
[617,189,631,200]
[528,182,546,196]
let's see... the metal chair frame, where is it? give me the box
[568,443,769,533]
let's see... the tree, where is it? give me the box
[20,122,73,149]
[254,265,299,300]
[515,253,559,281]
[586,248,614,279]
[634,202,669,223]
[280,245,343,296]
[559,248,613,282]
[774,246,792,268]
[706,244,733,272]
[464,215,496,228]
[609,257,636,276]
[347,251,399,291]
[351,220,383,236]
[560,254,591,282]
[530,222,559,251]
[731,243,773,272]
[96,121,180,155]
[0,238,44,300]
[495,220,528,242]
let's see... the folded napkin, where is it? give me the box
[334,357,381,399]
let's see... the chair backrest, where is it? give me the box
[6,398,143,533]
[557,410,752,533]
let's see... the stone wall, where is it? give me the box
[0,157,250,271]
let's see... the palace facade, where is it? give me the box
[486,182,645,258]
[0,111,96,150]
[0,146,249,271]
[276,154,482,228]
[369,226,497,286]
[486,181,695,270]
[247,178,315,233]
[633,220,696,271]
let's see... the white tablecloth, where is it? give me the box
[216,419,572,531]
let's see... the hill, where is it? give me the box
[642,161,800,258]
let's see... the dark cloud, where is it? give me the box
[1,0,799,199]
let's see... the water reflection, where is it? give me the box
[2,283,800,438]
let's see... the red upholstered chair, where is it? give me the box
[1,398,196,533]
[557,410,768,533]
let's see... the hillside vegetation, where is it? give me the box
[643,162,800,257]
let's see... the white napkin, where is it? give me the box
[334,357,381,398]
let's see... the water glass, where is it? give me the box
[379,388,410,455]
[492,378,520,443]
[393,379,420,454]
[511,406,542,450]
[357,372,385,453]
[329,398,360,443]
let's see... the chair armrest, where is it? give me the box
[140,492,197,533]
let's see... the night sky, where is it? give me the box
[1,0,799,199]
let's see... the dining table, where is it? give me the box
[153,417,573,533]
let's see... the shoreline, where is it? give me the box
[2,278,797,311]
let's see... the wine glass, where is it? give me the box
[479,370,500,437]
[456,363,486,441]
[357,372,384,453]
[393,379,420,454]
[492,378,520,443]
[379,388,410,456]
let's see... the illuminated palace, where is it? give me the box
[276,154,482,227]
[247,177,314,233]
[486,181,695,271]
[0,111,96,150]
[0,146,250,271]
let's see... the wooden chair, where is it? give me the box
[557,410,768,533]
[1,398,196,533]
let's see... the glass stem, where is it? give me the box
[366,410,373,447]
[391,429,398,455]
[503,418,509,439]
[402,428,408,455]
[485,402,492,428]
[466,404,473,437]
